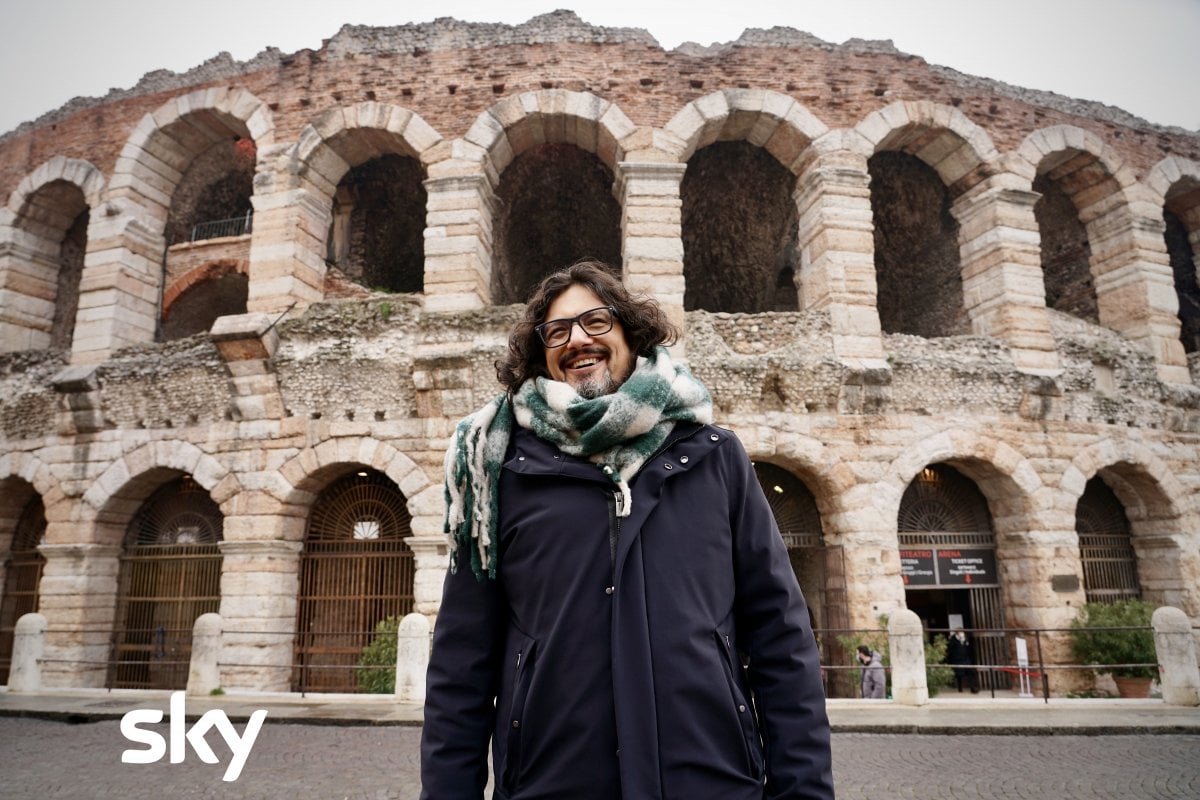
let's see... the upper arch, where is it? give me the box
[854,100,998,189]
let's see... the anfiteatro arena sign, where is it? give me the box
[900,549,998,587]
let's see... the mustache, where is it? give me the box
[558,345,610,370]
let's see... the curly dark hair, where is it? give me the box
[495,260,679,393]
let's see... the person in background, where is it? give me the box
[857,644,886,699]
[420,260,834,799]
[947,628,979,693]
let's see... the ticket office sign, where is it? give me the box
[901,547,997,587]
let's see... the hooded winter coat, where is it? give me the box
[420,422,833,799]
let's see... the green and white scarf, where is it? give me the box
[443,346,713,580]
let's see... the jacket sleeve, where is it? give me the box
[724,433,835,800]
[419,545,504,799]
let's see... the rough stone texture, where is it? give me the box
[0,11,1198,696]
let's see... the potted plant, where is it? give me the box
[1069,599,1157,697]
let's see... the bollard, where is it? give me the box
[888,609,929,706]
[8,612,47,693]
[395,612,430,702]
[1151,606,1200,706]
[187,612,223,696]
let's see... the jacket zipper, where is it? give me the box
[606,491,620,595]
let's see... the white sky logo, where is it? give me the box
[120,691,267,782]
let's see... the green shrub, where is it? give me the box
[357,616,400,693]
[1070,599,1157,679]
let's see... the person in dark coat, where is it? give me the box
[856,645,886,699]
[420,261,834,799]
[947,629,978,693]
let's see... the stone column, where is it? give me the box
[888,608,929,705]
[36,543,121,688]
[217,539,302,692]
[408,535,450,618]
[794,146,887,369]
[70,207,163,364]
[422,174,495,312]
[394,612,430,702]
[1152,605,1200,706]
[951,174,1061,374]
[1085,198,1190,384]
[246,184,329,315]
[211,312,284,421]
[0,241,58,352]
[616,161,687,351]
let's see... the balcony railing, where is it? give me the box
[190,210,252,242]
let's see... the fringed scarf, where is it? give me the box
[443,346,713,580]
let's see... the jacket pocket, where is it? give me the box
[501,635,538,793]
[714,628,764,780]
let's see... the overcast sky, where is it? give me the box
[2,0,1197,136]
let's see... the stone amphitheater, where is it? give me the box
[0,10,1197,697]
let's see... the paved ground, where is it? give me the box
[1,716,1198,799]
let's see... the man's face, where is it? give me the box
[542,284,634,398]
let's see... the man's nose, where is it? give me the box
[565,321,595,347]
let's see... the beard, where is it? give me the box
[573,368,619,399]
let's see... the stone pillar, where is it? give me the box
[408,535,450,618]
[394,612,430,702]
[211,312,284,421]
[70,207,163,364]
[1085,199,1190,384]
[8,612,47,693]
[187,612,223,696]
[1152,605,1200,706]
[794,146,887,369]
[422,174,495,312]
[51,364,105,435]
[951,175,1060,374]
[36,543,121,688]
[217,539,302,692]
[888,608,929,706]
[0,241,57,352]
[246,184,329,315]
[616,161,686,352]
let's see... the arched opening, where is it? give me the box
[682,141,800,312]
[492,143,621,304]
[293,468,414,693]
[752,462,849,697]
[1075,477,1140,604]
[325,153,426,293]
[1033,172,1099,324]
[0,491,46,683]
[898,464,1007,690]
[109,475,223,689]
[161,268,249,340]
[868,151,966,337]
[165,138,256,245]
[1162,172,1200,354]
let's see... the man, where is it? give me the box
[857,645,886,699]
[947,629,978,693]
[421,261,834,799]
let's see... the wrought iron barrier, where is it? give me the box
[189,210,252,242]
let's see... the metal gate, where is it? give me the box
[293,470,414,693]
[1076,477,1140,603]
[0,495,46,683]
[109,477,223,689]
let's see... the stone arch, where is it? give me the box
[1019,126,1187,380]
[1,157,105,352]
[275,436,434,538]
[465,90,638,176]
[466,92,636,302]
[667,92,828,313]
[855,101,998,189]
[0,449,60,504]
[664,89,829,172]
[160,258,249,338]
[82,440,237,546]
[1061,439,1198,614]
[1146,157,1200,354]
[745,428,859,534]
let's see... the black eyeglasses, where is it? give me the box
[535,306,617,348]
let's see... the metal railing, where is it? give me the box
[189,210,252,242]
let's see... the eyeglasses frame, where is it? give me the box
[535,305,618,348]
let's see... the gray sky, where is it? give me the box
[1,0,1197,136]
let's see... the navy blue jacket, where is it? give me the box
[420,422,833,799]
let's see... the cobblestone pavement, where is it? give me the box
[1,717,1197,799]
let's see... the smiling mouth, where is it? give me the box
[561,347,608,372]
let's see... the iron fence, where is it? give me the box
[189,210,252,242]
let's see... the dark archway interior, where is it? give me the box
[868,151,966,337]
[165,138,255,244]
[492,143,621,304]
[52,207,88,350]
[162,271,249,340]
[681,141,799,313]
[1034,172,1099,324]
[333,154,427,293]
[1164,210,1199,353]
